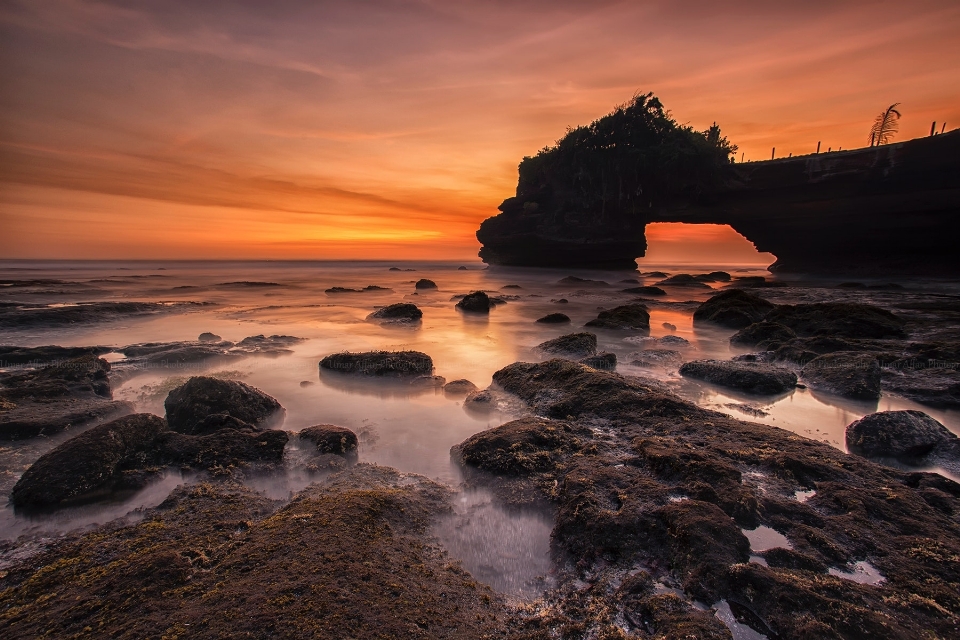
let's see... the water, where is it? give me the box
[1,259,959,597]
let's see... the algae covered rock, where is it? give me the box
[154,428,289,467]
[693,289,775,329]
[536,313,571,323]
[452,416,591,476]
[414,278,438,289]
[801,352,882,400]
[319,351,433,377]
[585,304,650,331]
[846,410,956,459]
[299,424,359,455]
[622,285,666,296]
[164,377,284,435]
[11,413,168,508]
[443,379,479,395]
[535,332,597,358]
[730,320,797,350]
[367,302,423,323]
[579,352,617,370]
[679,359,797,395]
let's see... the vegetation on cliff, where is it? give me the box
[510,92,737,219]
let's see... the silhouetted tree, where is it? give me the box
[869,103,901,146]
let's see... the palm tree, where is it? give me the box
[869,103,901,146]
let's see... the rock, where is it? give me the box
[881,365,960,408]
[585,304,650,331]
[622,285,666,296]
[121,343,234,365]
[535,332,597,358]
[764,303,907,339]
[555,298,569,304]
[461,388,522,415]
[801,352,882,400]
[299,380,314,387]
[0,355,133,440]
[11,414,168,508]
[730,320,797,350]
[455,291,492,313]
[693,290,775,329]
[299,424,359,455]
[771,335,877,364]
[198,332,222,343]
[452,416,592,476]
[536,313,570,324]
[658,335,690,347]
[191,412,259,436]
[234,335,303,352]
[0,301,193,329]
[846,410,956,460]
[443,379,479,395]
[388,266,402,271]
[164,377,285,435]
[579,352,617,370]
[662,322,677,331]
[644,271,669,278]
[154,428,289,468]
[458,266,468,270]
[414,278,438,290]
[366,302,423,322]
[319,351,433,377]
[679,359,798,394]
[326,285,391,294]
[501,284,522,289]
[656,274,712,288]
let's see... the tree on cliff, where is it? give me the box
[869,103,901,146]
[513,92,737,221]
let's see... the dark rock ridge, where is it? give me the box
[536,312,570,323]
[414,278,438,290]
[477,130,960,274]
[0,345,112,366]
[622,285,666,296]
[765,303,907,339]
[325,285,391,293]
[0,301,205,328]
[442,379,479,395]
[679,359,798,395]
[117,334,304,366]
[455,290,493,313]
[656,274,712,288]
[451,359,960,637]
[0,355,132,440]
[579,352,617,370]
[319,351,433,377]
[164,377,285,434]
[730,320,797,349]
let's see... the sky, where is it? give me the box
[1,0,958,262]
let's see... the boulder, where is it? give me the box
[622,286,666,296]
[319,351,433,377]
[585,304,650,331]
[299,424,359,455]
[164,377,285,435]
[198,332,222,342]
[679,359,797,395]
[693,290,775,329]
[730,321,797,350]
[557,276,609,286]
[629,349,683,368]
[801,352,882,400]
[846,410,956,459]
[11,413,168,508]
[443,379,479,395]
[536,313,571,324]
[414,278,438,290]
[535,332,597,358]
[694,271,732,282]
[452,416,592,476]
[191,412,259,436]
[456,291,492,313]
[765,303,907,339]
[367,302,423,322]
[0,345,112,366]
[579,352,617,370]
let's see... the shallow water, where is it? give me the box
[2,259,959,597]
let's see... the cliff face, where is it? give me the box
[477,131,960,274]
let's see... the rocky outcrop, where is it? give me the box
[679,359,798,395]
[442,379,479,395]
[163,377,285,434]
[367,302,422,323]
[846,410,956,460]
[535,332,597,358]
[414,278,437,290]
[765,303,907,339]
[536,313,570,324]
[298,424,359,455]
[730,320,797,350]
[455,291,493,313]
[579,352,617,370]
[477,131,960,274]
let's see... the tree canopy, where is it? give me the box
[514,92,737,219]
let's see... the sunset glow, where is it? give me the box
[2,1,958,260]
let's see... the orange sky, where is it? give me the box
[1,1,958,261]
